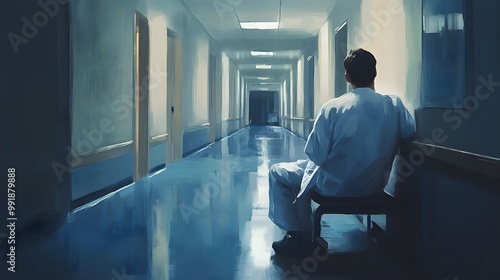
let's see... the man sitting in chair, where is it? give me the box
[268,48,416,257]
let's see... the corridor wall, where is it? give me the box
[285,0,419,140]
[1,0,71,255]
[396,0,500,278]
[70,0,244,200]
[314,0,420,114]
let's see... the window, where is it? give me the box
[422,0,470,108]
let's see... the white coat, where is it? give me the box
[268,88,416,235]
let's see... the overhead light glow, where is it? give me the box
[256,65,272,69]
[240,22,279,30]
[251,51,274,56]
[257,77,270,80]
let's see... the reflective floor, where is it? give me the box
[3,127,416,280]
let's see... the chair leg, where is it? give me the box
[313,207,323,240]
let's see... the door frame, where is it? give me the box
[166,29,183,163]
[133,11,150,180]
[208,53,219,142]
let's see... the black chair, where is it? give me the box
[311,191,398,240]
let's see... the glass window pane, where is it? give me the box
[422,0,467,108]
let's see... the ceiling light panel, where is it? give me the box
[255,65,273,69]
[251,51,275,56]
[240,22,279,30]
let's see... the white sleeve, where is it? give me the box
[396,97,416,142]
[304,106,333,167]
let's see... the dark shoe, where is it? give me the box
[272,233,312,257]
[272,233,291,249]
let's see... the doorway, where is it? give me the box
[134,12,149,180]
[166,29,183,163]
[249,91,277,126]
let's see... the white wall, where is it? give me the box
[311,0,421,115]
[183,33,210,126]
[149,15,168,138]
[71,0,136,150]
[296,56,305,118]
[316,20,334,113]
[71,0,244,154]
[221,53,230,121]
[282,0,419,139]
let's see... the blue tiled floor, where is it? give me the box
[2,126,414,280]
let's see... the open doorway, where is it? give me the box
[249,91,279,126]
[134,12,149,180]
[166,29,183,163]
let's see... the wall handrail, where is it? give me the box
[412,141,500,180]
[71,141,133,168]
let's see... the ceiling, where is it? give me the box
[181,0,340,87]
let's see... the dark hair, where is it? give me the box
[343,48,377,87]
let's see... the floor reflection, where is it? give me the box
[3,126,415,280]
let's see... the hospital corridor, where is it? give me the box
[1,0,499,279]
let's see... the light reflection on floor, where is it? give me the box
[2,126,415,280]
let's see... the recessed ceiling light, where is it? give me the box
[256,65,272,69]
[251,51,274,56]
[240,22,279,30]
[257,77,270,80]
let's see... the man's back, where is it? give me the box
[268,49,416,256]
[305,88,415,197]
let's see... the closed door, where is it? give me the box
[166,30,183,163]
